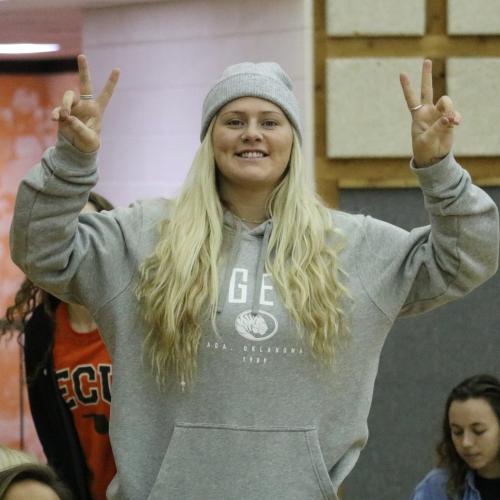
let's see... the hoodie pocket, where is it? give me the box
[148,422,337,500]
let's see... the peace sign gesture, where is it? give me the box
[51,54,120,153]
[400,59,461,168]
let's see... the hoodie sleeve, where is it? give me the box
[9,135,146,316]
[356,154,499,320]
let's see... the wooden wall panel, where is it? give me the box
[315,0,500,207]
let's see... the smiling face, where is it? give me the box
[212,97,294,195]
[449,397,500,478]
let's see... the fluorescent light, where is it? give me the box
[0,43,60,55]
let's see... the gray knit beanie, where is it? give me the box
[200,62,302,142]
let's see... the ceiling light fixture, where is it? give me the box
[0,43,60,55]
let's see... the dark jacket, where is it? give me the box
[24,302,92,500]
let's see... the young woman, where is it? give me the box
[2,192,116,500]
[8,55,499,499]
[411,375,500,500]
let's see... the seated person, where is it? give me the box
[410,374,500,500]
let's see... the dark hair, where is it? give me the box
[436,374,500,498]
[0,463,73,499]
[1,191,114,333]
[88,191,114,213]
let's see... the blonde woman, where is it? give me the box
[9,55,499,500]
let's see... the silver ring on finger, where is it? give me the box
[80,94,94,100]
[410,104,424,112]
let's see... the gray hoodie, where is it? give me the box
[10,136,499,500]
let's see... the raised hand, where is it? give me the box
[400,59,461,168]
[51,54,120,153]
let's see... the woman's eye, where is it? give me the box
[451,430,463,437]
[263,120,278,128]
[474,430,486,436]
[226,119,244,127]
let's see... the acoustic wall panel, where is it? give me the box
[326,0,425,36]
[448,58,500,156]
[448,0,500,35]
[326,58,421,158]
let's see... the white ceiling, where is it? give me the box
[0,0,167,60]
[0,0,166,9]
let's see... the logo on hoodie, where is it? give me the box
[235,310,278,341]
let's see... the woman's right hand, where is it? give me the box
[51,54,120,153]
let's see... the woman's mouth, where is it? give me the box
[236,150,268,159]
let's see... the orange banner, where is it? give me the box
[0,71,78,457]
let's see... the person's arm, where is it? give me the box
[9,55,131,312]
[10,134,150,313]
[356,152,498,319]
[354,60,498,319]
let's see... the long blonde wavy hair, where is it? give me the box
[136,120,349,387]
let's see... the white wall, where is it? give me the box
[83,0,313,206]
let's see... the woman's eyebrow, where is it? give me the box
[450,422,487,428]
[219,110,284,117]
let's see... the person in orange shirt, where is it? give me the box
[2,192,116,500]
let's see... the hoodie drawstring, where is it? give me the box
[251,221,272,315]
[217,219,272,317]
[217,222,243,314]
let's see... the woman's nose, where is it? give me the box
[461,431,474,447]
[241,122,262,142]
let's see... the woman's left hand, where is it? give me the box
[400,59,461,168]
